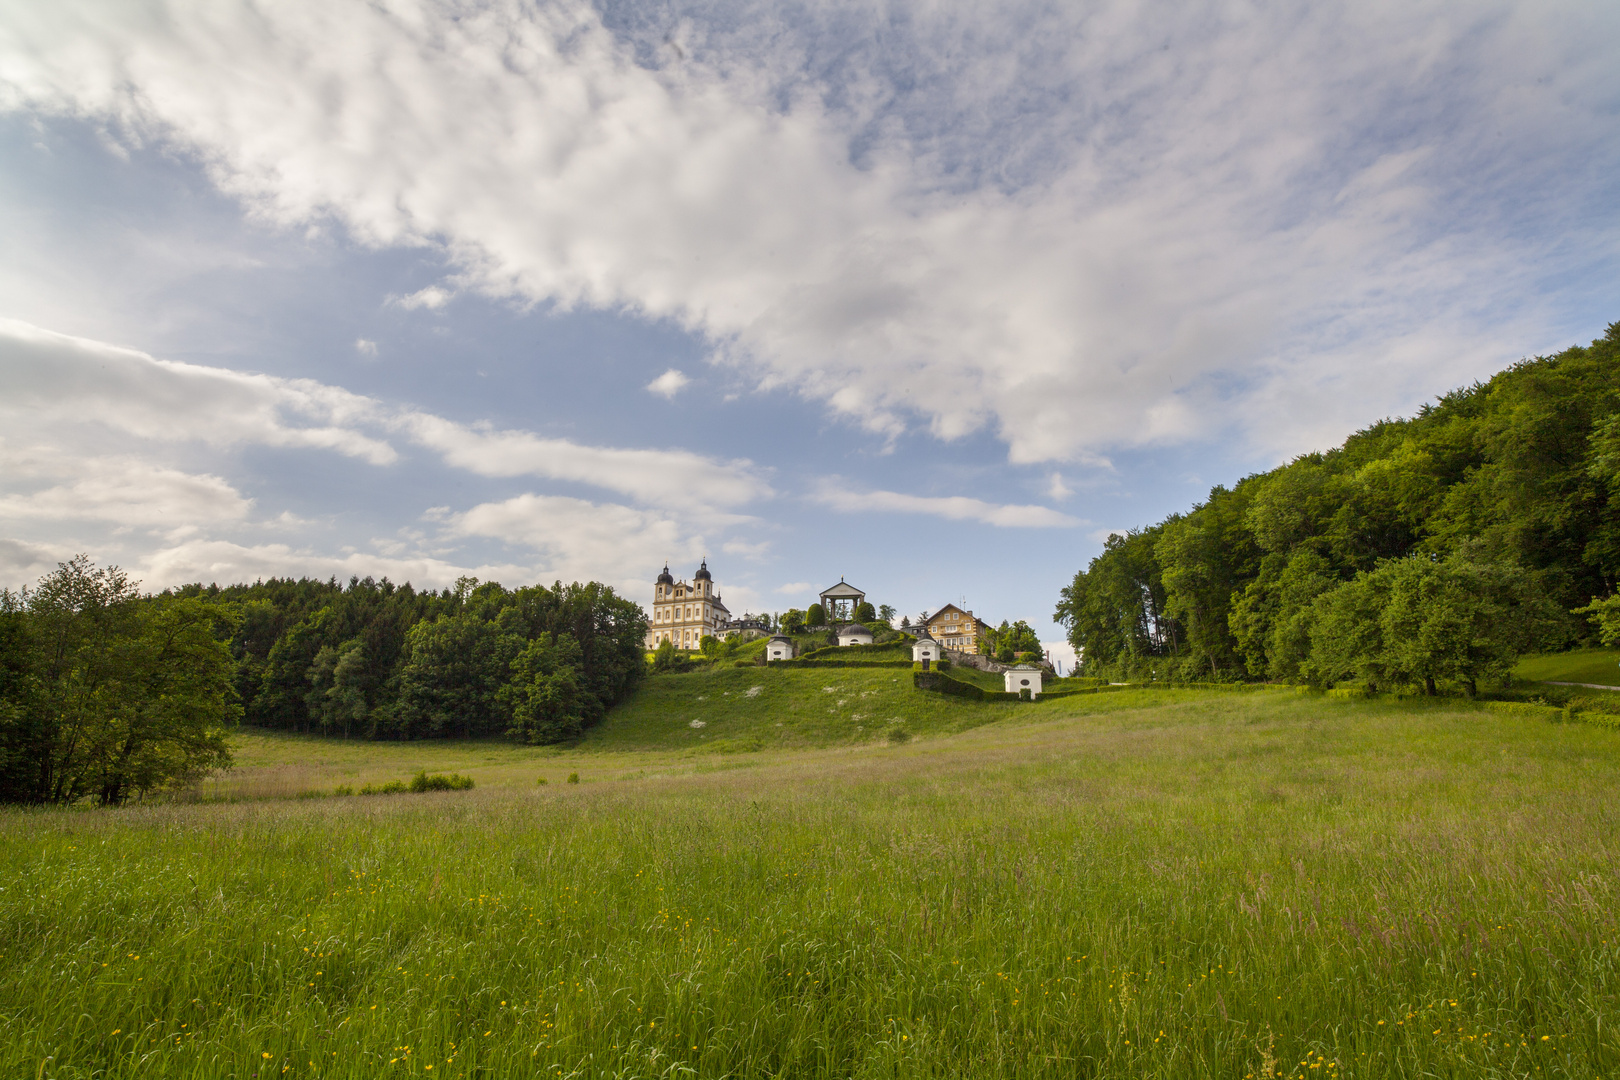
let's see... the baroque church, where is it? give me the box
[646,560,731,650]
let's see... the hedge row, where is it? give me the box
[770,659,917,669]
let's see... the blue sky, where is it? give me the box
[1,0,1617,662]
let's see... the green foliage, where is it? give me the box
[184,574,647,745]
[806,603,826,628]
[408,769,474,792]
[1059,324,1620,680]
[358,779,409,795]
[986,619,1042,662]
[0,556,239,805]
[1571,595,1620,646]
[853,601,876,623]
[779,608,805,634]
[501,634,585,743]
[566,771,580,784]
[1306,555,1563,694]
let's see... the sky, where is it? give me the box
[1,0,1617,664]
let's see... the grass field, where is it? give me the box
[1514,649,1620,687]
[3,686,1618,1078]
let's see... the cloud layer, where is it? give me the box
[5,0,1613,466]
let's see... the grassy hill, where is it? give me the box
[4,687,1619,1078]
[584,663,1024,751]
[1514,648,1620,686]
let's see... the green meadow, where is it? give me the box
[1513,649,1620,688]
[3,678,1619,1079]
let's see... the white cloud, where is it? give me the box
[448,492,700,594]
[0,538,62,588]
[354,338,378,357]
[775,581,814,594]
[813,483,1080,528]
[721,538,770,559]
[0,449,251,527]
[129,538,528,591]
[0,318,771,512]
[2,0,1611,466]
[646,368,690,399]
[0,318,397,463]
[391,285,453,310]
[1046,472,1073,500]
[393,412,769,512]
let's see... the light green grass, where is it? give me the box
[1514,648,1620,686]
[580,664,1031,751]
[3,691,1618,1078]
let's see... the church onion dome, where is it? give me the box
[656,564,674,585]
[693,559,712,581]
[841,623,871,636]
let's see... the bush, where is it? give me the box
[408,770,475,792]
[333,784,354,796]
[536,776,548,786]
[359,780,409,795]
[567,772,580,785]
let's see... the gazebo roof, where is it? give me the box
[819,580,866,599]
[840,623,872,636]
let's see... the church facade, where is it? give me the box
[647,560,731,650]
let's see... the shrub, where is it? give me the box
[567,772,580,785]
[359,780,409,795]
[536,776,548,786]
[408,770,475,792]
[332,784,355,797]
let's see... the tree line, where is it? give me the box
[0,561,647,804]
[1056,323,1620,690]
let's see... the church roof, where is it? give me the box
[840,623,872,636]
[819,579,866,599]
[693,558,712,581]
[656,563,674,585]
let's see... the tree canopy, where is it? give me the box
[1056,323,1620,688]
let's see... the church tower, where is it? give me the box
[647,559,730,650]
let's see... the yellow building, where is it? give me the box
[647,560,730,650]
[923,604,987,653]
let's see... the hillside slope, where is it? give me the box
[584,665,1021,751]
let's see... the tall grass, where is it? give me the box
[2,692,1617,1078]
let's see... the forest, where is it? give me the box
[1056,322,1620,688]
[0,563,647,804]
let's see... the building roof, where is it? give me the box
[924,604,980,626]
[912,629,937,643]
[768,633,794,643]
[839,623,872,636]
[819,579,866,599]
[693,558,711,581]
[656,563,674,585]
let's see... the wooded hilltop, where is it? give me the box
[1057,322,1620,689]
[0,567,646,804]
